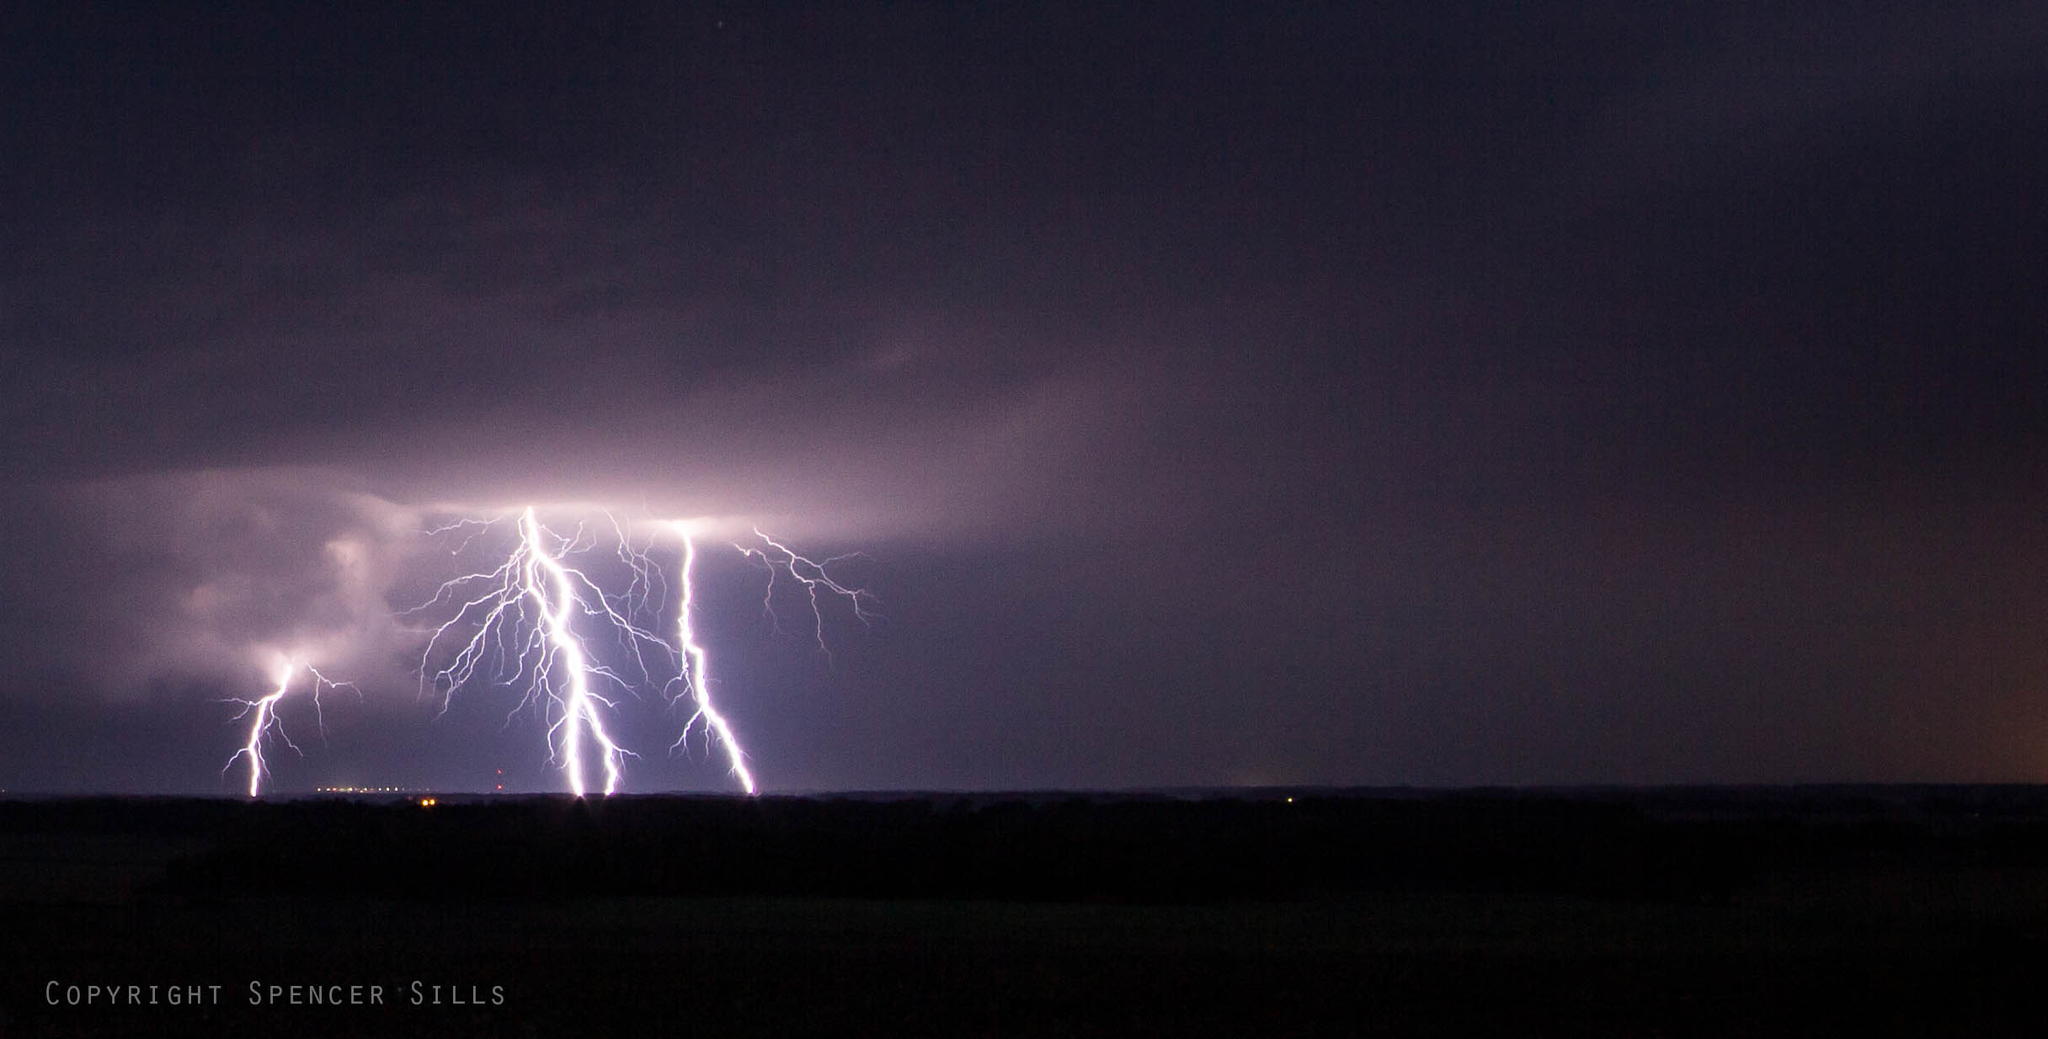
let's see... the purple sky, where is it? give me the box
[3,2,2046,793]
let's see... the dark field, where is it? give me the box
[7,788,2048,1036]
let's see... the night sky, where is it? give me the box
[3,2,2045,794]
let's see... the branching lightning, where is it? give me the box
[408,507,662,797]
[739,528,878,663]
[223,659,357,798]
[227,505,873,798]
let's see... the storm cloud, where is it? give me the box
[2,2,2045,792]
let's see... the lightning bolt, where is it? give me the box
[412,506,658,796]
[238,508,872,798]
[668,522,756,794]
[525,508,634,796]
[223,658,356,797]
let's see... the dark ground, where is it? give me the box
[6,787,2048,1036]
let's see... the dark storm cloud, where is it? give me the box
[4,470,416,698]
[1,2,2045,791]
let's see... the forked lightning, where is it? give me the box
[230,506,869,797]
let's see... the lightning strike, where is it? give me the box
[668,522,755,795]
[235,507,873,798]
[525,508,633,796]
[412,507,661,797]
[223,658,356,797]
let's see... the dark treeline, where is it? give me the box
[10,788,2048,902]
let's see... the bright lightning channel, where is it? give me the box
[523,508,631,797]
[223,658,356,798]
[231,507,871,798]
[412,506,660,797]
[669,522,755,794]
